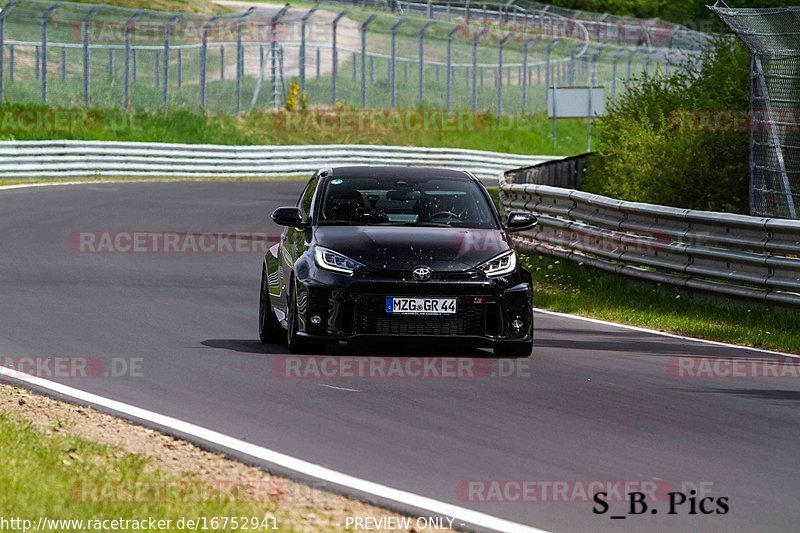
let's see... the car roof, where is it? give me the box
[323,166,475,181]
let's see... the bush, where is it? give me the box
[585,37,751,213]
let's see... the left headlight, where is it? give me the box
[314,246,363,275]
[478,250,517,278]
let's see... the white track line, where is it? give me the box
[0,366,549,533]
[534,307,800,359]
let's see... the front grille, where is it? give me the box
[353,296,487,336]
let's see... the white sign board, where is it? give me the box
[547,87,606,118]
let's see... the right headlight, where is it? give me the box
[314,246,363,275]
[478,250,517,278]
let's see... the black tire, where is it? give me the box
[259,267,283,343]
[286,278,325,354]
[494,340,533,358]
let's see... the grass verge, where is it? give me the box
[0,384,439,532]
[0,103,593,156]
[524,253,800,354]
[0,175,307,187]
[0,411,287,532]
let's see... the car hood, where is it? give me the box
[314,226,511,272]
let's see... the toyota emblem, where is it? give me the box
[412,266,432,281]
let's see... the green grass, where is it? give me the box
[525,253,800,354]
[0,102,594,155]
[0,412,289,532]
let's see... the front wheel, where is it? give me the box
[494,340,533,358]
[259,267,283,343]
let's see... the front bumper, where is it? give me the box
[293,265,533,345]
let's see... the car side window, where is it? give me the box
[297,176,318,222]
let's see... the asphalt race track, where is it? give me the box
[1,181,799,533]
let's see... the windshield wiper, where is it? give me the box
[318,220,360,226]
[367,221,452,227]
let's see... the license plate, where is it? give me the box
[385,297,457,315]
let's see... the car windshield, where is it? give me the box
[317,176,498,229]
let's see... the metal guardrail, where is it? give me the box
[500,172,800,306]
[503,152,590,188]
[0,141,557,179]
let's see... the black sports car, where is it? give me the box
[259,166,537,356]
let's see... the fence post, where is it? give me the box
[199,14,220,110]
[0,0,19,104]
[220,45,224,80]
[418,20,434,104]
[299,6,317,90]
[626,49,637,88]
[445,25,459,112]
[331,10,349,104]
[40,3,62,105]
[544,39,558,103]
[154,50,160,88]
[361,14,377,108]
[81,4,102,107]
[610,48,626,102]
[497,32,512,115]
[236,7,255,115]
[390,18,406,108]
[123,10,143,110]
[177,49,182,88]
[163,12,183,109]
[8,45,13,82]
[521,39,533,113]
[471,29,486,112]
[271,4,289,109]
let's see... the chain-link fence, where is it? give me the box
[711,1,800,219]
[0,0,701,115]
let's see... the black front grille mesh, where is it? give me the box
[354,296,486,336]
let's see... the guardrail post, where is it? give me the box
[123,9,143,110]
[360,14,377,108]
[40,3,62,105]
[200,14,221,110]
[390,18,406,108]
[497,32,513,115]
[236,7,255,115]
[0,0,19,103]
[418,20,434,104]
[331,10,348,104]
[299,6,317,90]
[162,12,183,109]
[445,25,460,111]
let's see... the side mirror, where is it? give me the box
[271,207,305,229]
[505,211,537,232]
